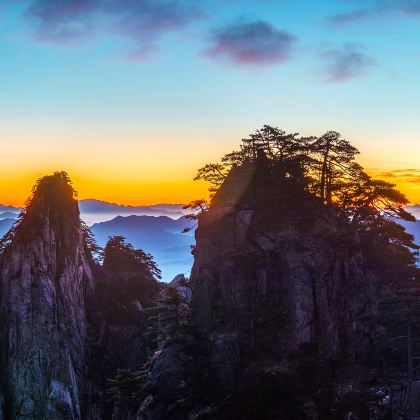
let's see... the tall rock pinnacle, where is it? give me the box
[0,172,93,419]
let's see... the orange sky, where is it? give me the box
[1,165,420,208]
[1,131,420,207]
[2,0,420,208]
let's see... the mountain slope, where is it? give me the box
[0,218,15,238]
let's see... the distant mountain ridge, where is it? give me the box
[2,199,419,276]
[79,198,186,215]
[0,199,189,225]
[0,218,15,238]
[0,204,20,214]
[0,212,19,220]
[79,199,188,224]
[91,214,195,281]
[0,200,194,280]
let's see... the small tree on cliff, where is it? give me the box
[81,221,103,262]
[182,199,210,233]
[145,284,190,345]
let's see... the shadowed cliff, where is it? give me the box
[0,172,94,419]
[133,128,420,419]
[0,173,164,419]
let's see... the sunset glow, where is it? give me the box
[1,0,420,205]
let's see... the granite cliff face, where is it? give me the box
[0,173,94,419]
[0,174,164,420]
[137,159,384,419]
[0,173,162,420]
[190,161,371,398]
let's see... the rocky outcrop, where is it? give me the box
[189,161,373,413]
[0,173,94,419]
[139,159,377,419]
[0,173,166,420]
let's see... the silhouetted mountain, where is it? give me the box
[91,215,195,281]
[0,212,18,220]
[0,204,19,213]
[79,199,186,224]
[0,218,15,237]
[0,200,189,225]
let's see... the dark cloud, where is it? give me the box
[204,20,296,67]
[320,44,376,83]
[26,0,96,43]
[328,0,420,26]
[106,0,203,61]
[23,0,202,58]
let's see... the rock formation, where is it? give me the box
[187,159,372,416]
[0,173,94,419]
[137,157,413,419]
[0,174,164,420]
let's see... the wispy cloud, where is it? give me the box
[319,44,376,83]
[204,19,297,67]
[373,168,420,184]
[22,0,203,59]
[328,0,420,26]
[328,9,377,26]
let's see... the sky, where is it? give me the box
[1,0,420,206]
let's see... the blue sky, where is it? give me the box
[1,0,420,204]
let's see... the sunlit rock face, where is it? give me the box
[0,174,94,419]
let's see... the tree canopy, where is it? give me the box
[194,125,416,232]
[103,235,161,280]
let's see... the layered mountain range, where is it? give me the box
[0,203,194,281]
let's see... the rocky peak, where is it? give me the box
[0,172,93,419]
[176,159,371,417]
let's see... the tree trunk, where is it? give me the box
[320,141,330,204]
[326,163,333,207]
